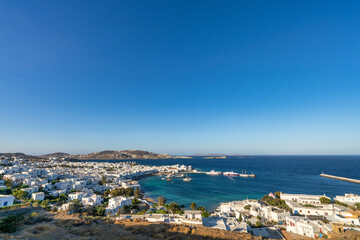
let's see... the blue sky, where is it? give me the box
[1,1,360,155]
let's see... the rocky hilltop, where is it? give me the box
[1,150,188,160]
[70,150,180,160]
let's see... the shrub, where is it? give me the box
[201,211,210,218]
[0,214,24,233]
[319,197,331,204]
[334,200,348,207]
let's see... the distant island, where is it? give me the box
[0,150,191,160]
[203,156,227,159]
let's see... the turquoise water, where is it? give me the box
[84,156,360,211]
[136,156,360,210]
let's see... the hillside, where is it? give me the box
[0,150,189,160]
[70,150,178,160]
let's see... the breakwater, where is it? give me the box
[320,173,360,184]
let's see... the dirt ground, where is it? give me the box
[0,211,259,240]
[2,211,360,240]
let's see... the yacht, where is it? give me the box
[183,174,192,181]
[223,171,239,176]
[239,170,256,177]
[207,170,222,175]
[183,177,192,182]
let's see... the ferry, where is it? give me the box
[207,170,222,175]
[223,171,239,176]
[239,170,256,177]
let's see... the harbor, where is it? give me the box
[320,172,360,184]
[156,170,256,178]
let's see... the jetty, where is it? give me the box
[320,173,360,184]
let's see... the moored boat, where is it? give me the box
[223,171,239,176]
[207,170,222,175]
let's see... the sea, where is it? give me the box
[86,155,360,211]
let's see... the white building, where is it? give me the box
[106,196,133,216]
[82,193,102,206]
[335,194,360,206]
[68,192,84,201]
[286,216,331,238]
[0,195,15,207]
[280,192,329,204]
[286,201,346,217]
[32,192,45,201]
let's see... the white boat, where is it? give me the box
[207,170,222,175]
[223,171,239,176]
[239,170,256,177]
[183,177,192,181]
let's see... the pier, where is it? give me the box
[320,173,360,184]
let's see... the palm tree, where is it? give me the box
[190,202,197,210]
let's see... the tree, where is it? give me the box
[190,202,197,210]
[104,189,110,196]
[244,205,251,210]
[168,202,182,214]
[238,214,243,222]
[134,187,141,199]
[158,196,166,206]
[12,190,30,200]
[100,176,106,185]
[68,199,82,213]
[96,206,106,216]
[355,203,360,210]
[274,191,281,198]
[197,206,206,212]
[59,193,68,204]
[110,188,121,197]
[5,179,12,188]
[319,197,331,204]
[125,187,134,197]
[201,211,210,218]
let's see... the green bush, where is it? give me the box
[0,214,24,233]
[201,211,210,218]
[319,197,331,204]
[334,200,348,207]
[244,205,251,210]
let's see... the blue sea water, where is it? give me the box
[89,156,360,211]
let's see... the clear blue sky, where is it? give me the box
[1,1,360,155]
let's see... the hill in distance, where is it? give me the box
[1,150,189,160]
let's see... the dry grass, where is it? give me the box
[2,211,260,240]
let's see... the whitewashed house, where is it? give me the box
[280,193,329,204]
[182,210,203,225]
[0,195,15,207]
[49,189,66,197]
[32,192,45,201]
[69,192,84,201]
[335,194,360,206]
[286,216,331,238]
[106,196,133,216]
[82,193,102,206]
